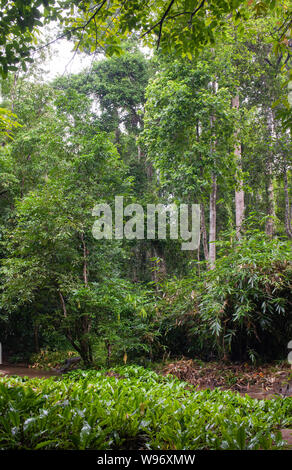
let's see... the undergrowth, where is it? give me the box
[0,365,291,450]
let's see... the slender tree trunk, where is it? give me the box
[209,174,217,269]
[137,143,141,161]
[209,79,217,269]
[265,170,276,237]
[151,244,167,285]
[58,290,81,355]
[11,73,18,113]
[200,203,209,261]
[283,157,292,238]
[132,245,139,282]
[80,232,89,287]
[265,108,276,237]
[58,288,92,365]
[232,94,244,238]
[79,233,93,364]
[197,122,209,264]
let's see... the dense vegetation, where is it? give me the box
[1,366,291,450]
[1,28,291,366]
[0,0,291,454]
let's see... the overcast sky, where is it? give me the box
[34,24,95,81]
[34,26,151,82]
[46,39,93,80]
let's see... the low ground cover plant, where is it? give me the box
[0,366,291,450]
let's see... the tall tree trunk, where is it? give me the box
[283,156,292,238]
[265,170,276,237]
[197,122,209,263]
[58,290,82,356]
[105,340,112,367]
[80,232,89,287]
[232,94,245,238]
[80,233,92,364]
[200,203,209,261]
[58,281,93,365]
[209,79,217,269]
[265,108,276,237]
[209,174,217,269]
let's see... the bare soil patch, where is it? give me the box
[160,358,292,399]
[0,363,58,379]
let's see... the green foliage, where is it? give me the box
[199,231,292,361]
[154,229,292,362]
[46,1,290,62]
[0,107,21,139]
[0,11,291,368]
[91,279,160,364]
[155,276,212,359]
[0,0,58,77]
[29,349,79,370]
[0,1,289,77]
[0,76,133,364]
[0,366,291,450]
[142,54,235,201]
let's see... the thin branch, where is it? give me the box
[157,0,176,49]
[58,290,68,318]
[190,0,205,23]
[284,52,291,66]
[273,14,292,34]
[58,289,82,353]
[34,0,108,53]
[140,0,176,43]
[81,0,108,30]
[276,52,283,67]
[279,19,292,41]
[264,58,273,67]
[62,31,84,76]
[140,0,206,48]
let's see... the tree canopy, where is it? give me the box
[0,1,291,76]
[0,1,291,367]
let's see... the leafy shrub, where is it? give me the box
[155,232,291,362]
[155,277,214,359]
[199,233,292,361]
[0,366,291,450]
[29,349,80,370]
[90,279,161,365]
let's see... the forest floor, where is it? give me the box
[0,362,57,379]
[159,358,292,399]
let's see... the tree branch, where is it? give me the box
[140,0,206,48]
[140,0,175,43]
[34,0,108,53]
[156,0,176,49]
[190,0,205,23]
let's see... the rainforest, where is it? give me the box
[0,0,291,455]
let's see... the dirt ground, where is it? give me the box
[159,358,292,399]
[0,362,58,379]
